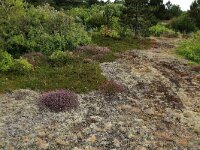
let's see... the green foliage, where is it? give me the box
[149,0,166,20]
[165,1,182,20]
[177,31,200,63]
[100,25,120,38]
[0,62,106,93]
[123,0,152,36]
[0,33,152,93]
[69,3,124,38]
[86,0,99,6]
[170,14,197,33]
[92,35,152,53]
[0,50,33,73]
[22,52,45,66]
[0,1,91,55]
[68,7,90,26]
[149,24,178,37]
[189,0,200,28]
[66,23,91,50]
[49,50,75,66]
[0,50,14,72]
[26,0,85,9]
[11,58,33,73]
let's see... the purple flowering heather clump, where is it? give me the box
[39,90,79,112]
[78,45,111,56]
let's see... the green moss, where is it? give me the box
[92,35,152,53]
[0,62,106,93]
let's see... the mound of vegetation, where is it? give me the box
[149,24,178,38]
[39,90,79,112]
[170,13,197,33]
[177,31,200,63]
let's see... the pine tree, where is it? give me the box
[149,0,166,20]
[86,0,99,6]
[189,0,200,28]
[123,0,150,36]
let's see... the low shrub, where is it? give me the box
[92,35,152,53]
[11,58,33,73]
[0,1,91,55]
[0,50,14,72]
[170,14,197,33]
[22,52,45,66]
[49,50,75,66]
[39,90,79,112]
[149,24,178,37]
[99,80,125,95]
[78,45,110,55]
[100,25,120,38]
[177,31,200,63]
[77,45,111,61]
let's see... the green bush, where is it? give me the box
[0,50,14,72]
[11,58,33,73]
[100,25,120,38]
[49,50,75,66]
[149,24,178,37]
[177,31,200,63]
[170,14,197,33]
[0,1,91,55]
[69,3,124,38]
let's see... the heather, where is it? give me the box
[39,90,79,112]
[99,80,125,95]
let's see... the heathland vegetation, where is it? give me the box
[0,0,200,94]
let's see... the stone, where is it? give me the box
[183,110,195,118]
[145,107,156,115]
[113,138,120,147]
[194,123,200,134]
[72,147,82,150]
[85,147,100,150]
[90,116,103,122]
[175,138,188,146]
[128,131,135,139]
[131,107,141,113]
[56,138,69,146]
[35,137,49,150]
[154,132,171,141]
[9,146,14,150]
[135,146,147,150]
[117,105,132,111]
[104,122,112,130]
[86,135,96,144]
[47,134,54,139]
[37,131,46,137]
[22,136,30,143]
